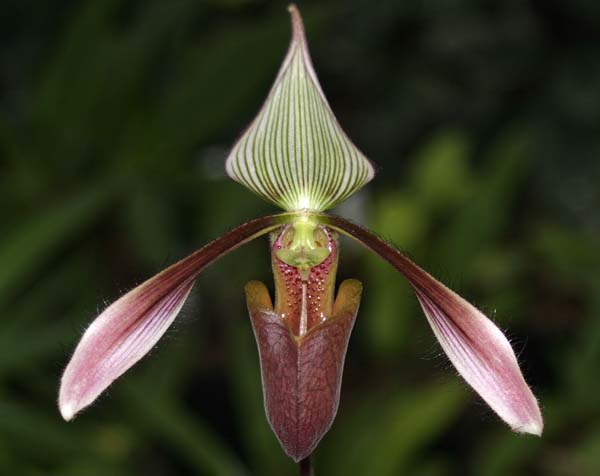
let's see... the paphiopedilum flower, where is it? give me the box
[59,4,542,464]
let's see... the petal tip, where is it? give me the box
[287,4,305,43]
[59,399,77,421]
[513,414,543,436]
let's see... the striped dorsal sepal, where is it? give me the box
[225,5,375,212]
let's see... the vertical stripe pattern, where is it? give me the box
[225,6,375,212]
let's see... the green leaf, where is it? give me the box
[320,382,467,476]
[0,179,118,308]
[225,6,374,212]
[121,382,247,476]
[434,127,532,272]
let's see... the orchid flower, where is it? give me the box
[59,4,542,465]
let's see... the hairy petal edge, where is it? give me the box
[59,214,290,420]
[323,213,543,435]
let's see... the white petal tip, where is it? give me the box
[513,418,543,436]
[59,401,77,421]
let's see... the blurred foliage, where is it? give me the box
[1,0,599,474]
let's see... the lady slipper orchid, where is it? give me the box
[59,3,543,466]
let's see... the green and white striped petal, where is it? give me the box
[225,5,375,212]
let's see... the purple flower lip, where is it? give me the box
[246,277,361,462]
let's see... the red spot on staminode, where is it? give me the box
[271,226,338,336]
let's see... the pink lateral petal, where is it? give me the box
[324,214,543,435]
[59,278,194,420]
[414,287,542,435]
[59,214,288,420]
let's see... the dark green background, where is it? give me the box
[1,0,599,474]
